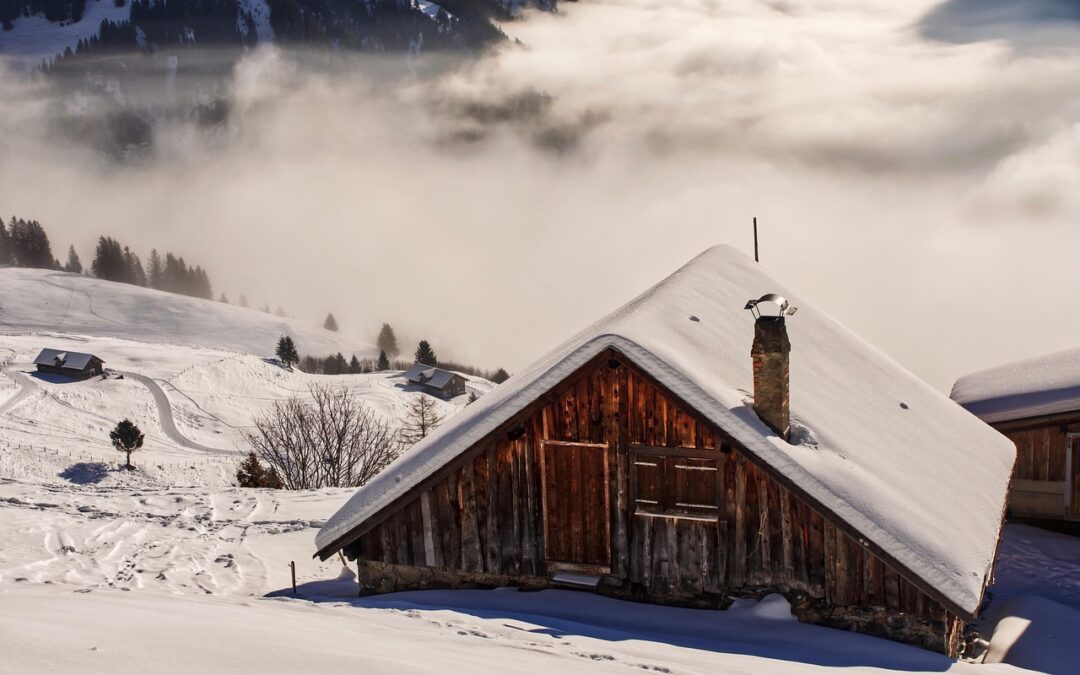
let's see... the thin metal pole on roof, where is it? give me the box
[753,217,760,263]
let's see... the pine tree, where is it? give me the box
[377,323,399,357]
[109,419,144,470]
[324,313,338,332]
[0,219,11,265]
[491,368,510,384]
[219,293,229,303]
[239,294,249,308]
[275,335,299,368]
[401,394,444,445]
[414,340,437,367]
[467,391,478,405]
[264,465,284,489]
[262,304,271,314]
[236,451,266,487]
[276,306,287,317]
[349,354,361,374]
[376,349,390,371]
[148,249,162,289]
[64,245,82,273]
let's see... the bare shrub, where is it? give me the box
[243,384,399,489]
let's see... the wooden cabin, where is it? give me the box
[952,349,1080,522]
[317,246,1014,656]
[403,363,468,400]
[32,348,104,379]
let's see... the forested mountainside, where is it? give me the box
[1,0,556,56]
[0,0,557,157]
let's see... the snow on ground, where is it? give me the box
[0,333,482,487]
[0,269,1069,674]
[0,267,371,359]
[0,0,132,70]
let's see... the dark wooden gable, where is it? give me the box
[341,349,968,653]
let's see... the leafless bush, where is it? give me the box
[243,384,400,490]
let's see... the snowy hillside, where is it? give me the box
[0,333,486,487]
[0,266,370,358]
[0,265,1074,675]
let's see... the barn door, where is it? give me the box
[540,440,611,571]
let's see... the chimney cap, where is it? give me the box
[744,293,798,319]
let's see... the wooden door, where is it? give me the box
[1070,436,1080,521]
[541,440,611,570]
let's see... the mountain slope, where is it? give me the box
[0,266,368,357]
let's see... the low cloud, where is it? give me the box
[2,1,1080,389]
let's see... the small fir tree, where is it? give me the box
[491,368,510,384]
[236,451,266,487]
[376,349,390,371]
[219,293,229,303]
[324,313,339,332]
[275,335,299,368]
[377,323,399,357]
[64,245,82,273]
[414,340,437,367]
[349,354,361,374]
[109,419,144,470]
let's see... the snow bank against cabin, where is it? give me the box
[318,245,1014,617]
[0,267,370,358]
[952,348,1080,423]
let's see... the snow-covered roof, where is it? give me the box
[404,364,461,389]
[951,348,1080,424]
[317,246,1014,616]
[33,348,100,371]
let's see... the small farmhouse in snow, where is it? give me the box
[317,246,1014,655]
[952,349,1080,522]
[33,349,104,379]
[403,363,467,399]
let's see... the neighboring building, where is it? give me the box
[403,363,467,399]
[32,348,105,379]
[952,349,1080,523]
[316,246,1013,656]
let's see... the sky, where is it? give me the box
[2,0,1080,391]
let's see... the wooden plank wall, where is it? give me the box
[1003,426,1069,482]
[351,351,951,624]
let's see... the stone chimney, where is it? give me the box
[745,295,795,441]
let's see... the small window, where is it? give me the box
[632,449,719,521]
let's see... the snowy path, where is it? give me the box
[0,367,36,415]
[119,371,234,456]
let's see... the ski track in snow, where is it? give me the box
[119,370,233,455]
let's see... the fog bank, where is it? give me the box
[3,0,1080,389]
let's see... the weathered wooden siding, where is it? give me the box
[348,351,963,653]
[994,415,1080,521]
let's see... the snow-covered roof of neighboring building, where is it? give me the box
[951,348,1080,424]
[32,348,100,371]
[317,245,1014,617]
[404,364,461,390]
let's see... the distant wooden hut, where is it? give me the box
[317,246,1013,656]
[403,363,467,399]
[33,348,104,379]
[953,349,1080,522]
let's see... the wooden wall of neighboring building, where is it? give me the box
[995,414,1080,521]
[346,350,966,654]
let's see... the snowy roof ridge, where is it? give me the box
[317,245,1014,616]
[952,347,1080,424]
